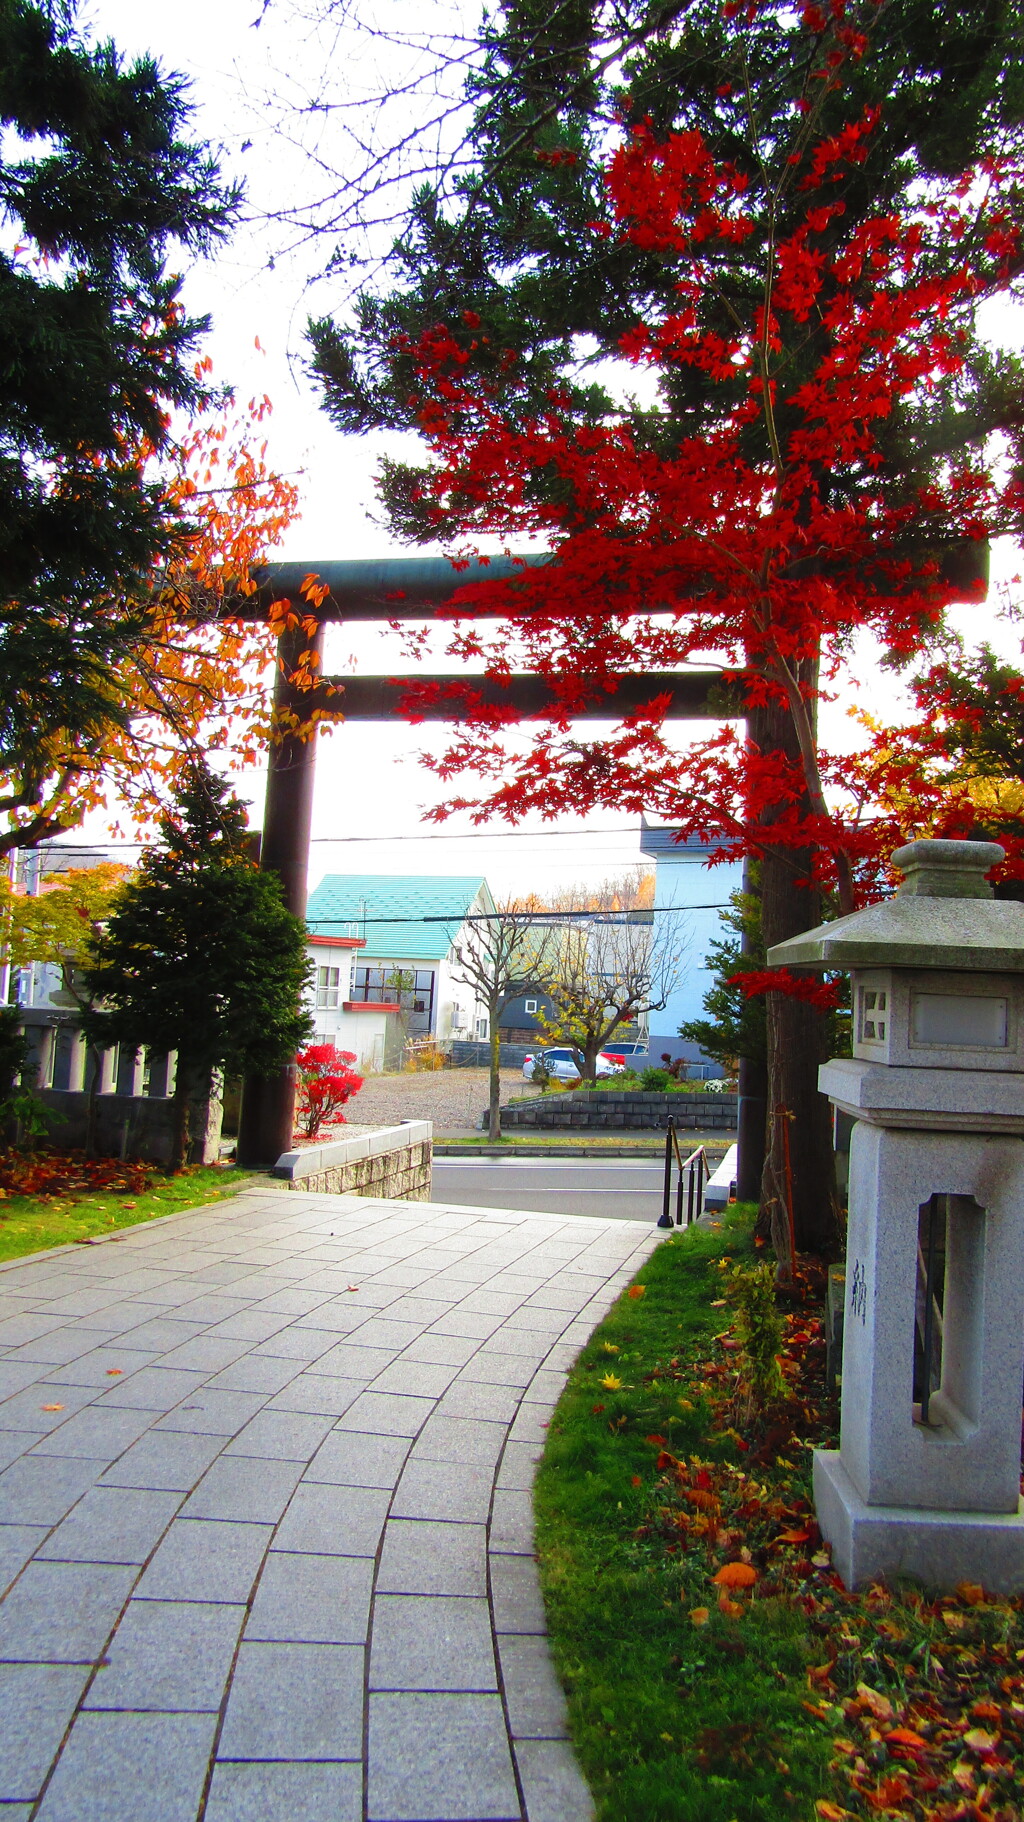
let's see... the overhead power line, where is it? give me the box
[312,904,729,927]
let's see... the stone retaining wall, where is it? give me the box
[499,1091,738,1131]
[273,1121,432,1199]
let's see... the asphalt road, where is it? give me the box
[431,1156,677,1224]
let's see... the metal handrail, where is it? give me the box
[657,1118,709,1228]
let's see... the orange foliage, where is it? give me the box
[1,382,306,850]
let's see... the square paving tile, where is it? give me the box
[490,1490,535,1556]
[490,1553,546,1635]
[265,1374,363,1417]
[514,1739,595,1822]
[431,1380,521,1424]
[496,1440,542,1493]
[370,1360,460,1399]
[84,1598,245,1711]
[307,1342,395,1381]
[223,1409,335,1462]
[202,1356,300,1396]
[155,1389,267,1436]
[497,1634,569,1738]
[304,1430,410,1489]
[95,1367,208,1412]
[29,1406,157,1462]
[411,1415,506,1468]
[205,1761,361,1822]
[0,1455,106,1526]
[245,1550,373,1643]
[370,1594,495,1692]
[0,1384,99,1433]
[0,1662,91,1801]
[0,1520,48,1593]
[134,1518,272,1603]
[37,1487,181,1565]
[367,1691,519,1821]
[100,1430,224,1492]
[272,1481,390,1557]
[336,1391,432,1438]
[377,1521,486,1597]
[392,1459,492,1525]
[34,1710,218,1822]
[218,1641,363,1759]
[181,1455,303,1523]
[0,1559,135,1662]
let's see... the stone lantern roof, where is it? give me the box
[767,840,1024,975]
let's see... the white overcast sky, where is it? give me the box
[73,0,1024,900]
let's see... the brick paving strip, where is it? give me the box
[0,1186,659,1821]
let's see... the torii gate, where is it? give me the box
[233,555,741,1171]
[234,544,987,1183]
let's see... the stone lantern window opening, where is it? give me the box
[913,1191,986,1437]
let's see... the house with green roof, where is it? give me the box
[304,874,496,1070]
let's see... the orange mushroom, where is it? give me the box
[712,1561,758,1590]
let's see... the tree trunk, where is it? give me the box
[171,1059,224,1172]
[749,695,841,1261]
[488,1003,502,1140]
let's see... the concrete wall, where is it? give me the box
[500,1091,738,1132]
[34,1087,223,1167]
[273,1120,432,1200]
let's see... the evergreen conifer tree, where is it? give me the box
[0,0,237,836]
[84,765,312,1170]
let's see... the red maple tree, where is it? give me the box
[375,7,1024,1253]
[295,1044,365,1142]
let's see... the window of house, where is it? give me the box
[316,965,341,1009]
[524,998,538,1014]
[352,967,435,1024]
[476,1016,488,1039]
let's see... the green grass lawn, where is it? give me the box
[534,1212,1024,1822]
[0,1165,259,1265]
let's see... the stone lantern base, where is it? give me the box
[814,1451,1024,1595]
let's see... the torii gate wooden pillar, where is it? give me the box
[234,556,745,1170]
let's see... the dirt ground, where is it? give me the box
[345,1066,532,1136]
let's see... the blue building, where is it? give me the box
[638,819,744,1075]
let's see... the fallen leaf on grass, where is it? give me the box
[855,1683,893,1722]
[957,1581,985,1606]
[601,1374,623,1391]
[816,1801,853,1819]
[627,1284,646,1299]
[962,1727,998,1754]
[885,1727,927,1749]
[689,1606,710,1626]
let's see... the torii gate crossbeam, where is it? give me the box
[235,557,742,1169]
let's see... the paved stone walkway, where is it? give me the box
[0,1186,659,1821]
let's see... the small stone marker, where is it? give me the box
[769,838,1024,1593]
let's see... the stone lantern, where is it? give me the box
[768,838,1024,1593]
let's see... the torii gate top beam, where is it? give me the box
[249,554,547,621]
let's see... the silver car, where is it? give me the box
[522,1047,626,1083]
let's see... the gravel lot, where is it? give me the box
[346,1066,531,1135]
